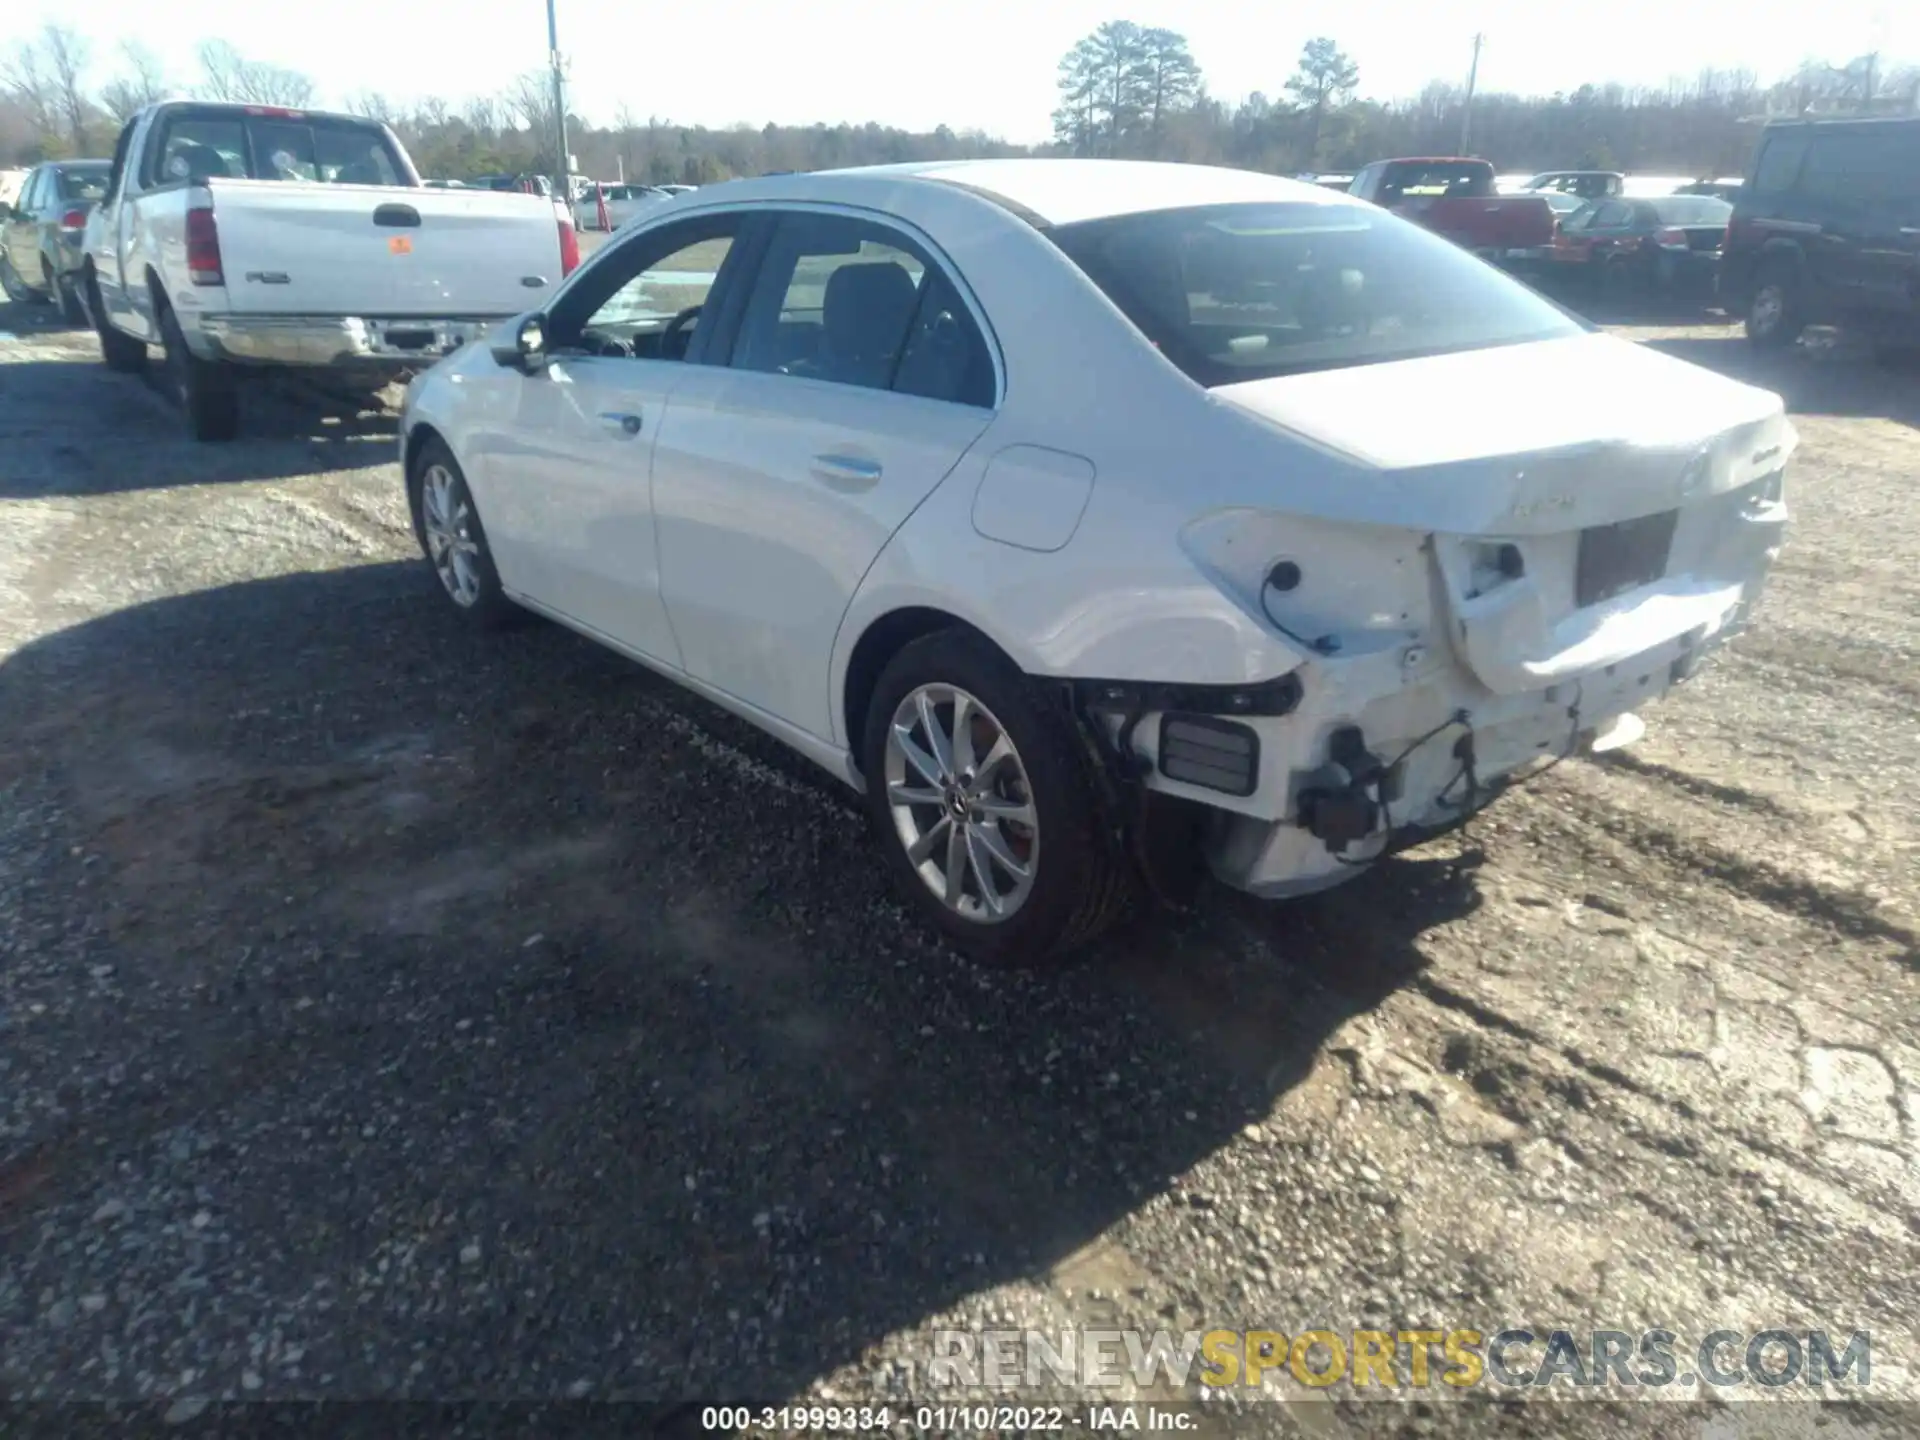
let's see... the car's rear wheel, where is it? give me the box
[861,630,1135,967]
[87,271,149,373]
[408,438,519,630]
[1745,262,1805,349]
[158,300,239,441]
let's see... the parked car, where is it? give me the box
[1718,116,1920,353]
[575,183,671,230]
[82,101,584,441]
[1521,170,1624,199]
[1675,177,1743,202]
[1550,194,1732,299]
[1348,158,1556,267]
[1,158,111,322]
[398,158,1792,964]
[653,183,698,196]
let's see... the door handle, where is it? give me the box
[809,453,883,489]
[599,411,642,437]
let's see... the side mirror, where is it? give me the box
[491,313,549,372]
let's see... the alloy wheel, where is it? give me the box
[421,463,483,607]
[1751,285,1784,336]
[883,683,1039,923]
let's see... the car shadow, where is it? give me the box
[0,357,398,498]
[1638,331,1920,430]
[0,561,1480,1407]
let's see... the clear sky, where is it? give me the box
[3,0,1912,145]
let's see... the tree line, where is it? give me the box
[5,21,1917,184]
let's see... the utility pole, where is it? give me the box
[1459,32,1484,154]
[546,0,571,200]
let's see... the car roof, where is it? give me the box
[719,158,1349,228]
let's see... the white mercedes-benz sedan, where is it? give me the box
[398,158,1791,965]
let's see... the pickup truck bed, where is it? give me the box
[1349,158,1556,265]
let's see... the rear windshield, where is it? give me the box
[1048,201,1585,386]
[1380,163,1490,198]
[57,166,110,202]
[1649,196,1732,225]
[147,112,410,188]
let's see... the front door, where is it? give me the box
[473,211,756,667]
[651,208,999,741]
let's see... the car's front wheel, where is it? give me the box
[407,438,519,629]
[861,630,1135,966]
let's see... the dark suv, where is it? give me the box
[1718,117,1920,353]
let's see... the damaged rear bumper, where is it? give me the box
[1092,476,1784,900]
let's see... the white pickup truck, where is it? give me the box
[82,101,581,441]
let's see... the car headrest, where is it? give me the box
[822,261,919,360]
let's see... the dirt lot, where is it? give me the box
[0,286,1916,1438]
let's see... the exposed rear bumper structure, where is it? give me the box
[1090,470,1787,901]
[193,314,500,369]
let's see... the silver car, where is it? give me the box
[1,158,111,323]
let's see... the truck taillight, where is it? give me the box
[59,208,88,231]
[1654,227,1689,249]
[558,217,580,277]
[186,204,224,286]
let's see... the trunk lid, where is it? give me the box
[206,179,564,317]
[1212,333,1794,694]
[1212,333,1789,533]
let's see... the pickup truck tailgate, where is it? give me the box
[206,179,562,317]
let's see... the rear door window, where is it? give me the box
[734,213,927,390]
[1799,131,1920,203]
[1750,135,1809,197]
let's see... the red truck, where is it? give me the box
[1348,158,1557,270]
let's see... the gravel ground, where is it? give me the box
[0,288,1916,1439]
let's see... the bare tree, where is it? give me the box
[0,41,61,150]
[196,40,314,108]
[100,41,169,124]
[39,25,91,152]
[345,92,396,122]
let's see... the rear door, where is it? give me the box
[650,207,999,741]
[1794,129,1881,313]
[7,168,46,285]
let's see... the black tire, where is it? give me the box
[860,630,1136,967]
[406,436,520,630]
[1599,255,1637,303]
[87,271,149,373]
[157,299,239,441]
[1745,260,1805,350]
[48,265,85,326]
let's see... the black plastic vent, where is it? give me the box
[1158,714,1260,797]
